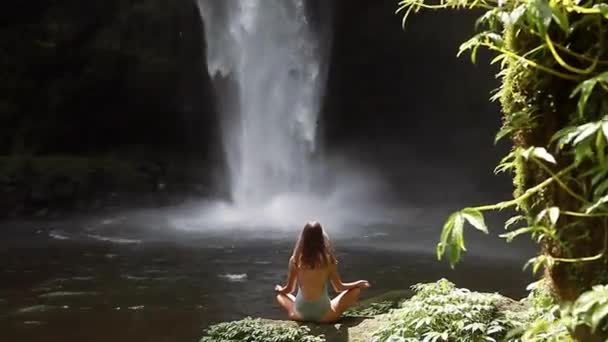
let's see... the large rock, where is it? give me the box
[199,290,412,342]
[198,285,531,342]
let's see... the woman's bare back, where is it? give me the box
[296,265,330,301]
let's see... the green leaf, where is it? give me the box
[476,8,499,29]
[527,0,552,36]
[490,53,507,66]
[552,126,579,148]
[571,79,598,118]
[505,215,526,230]
[508,5,527,26]
[523,255,547,274]
[597,129,607,166]
[547,207,560,226]
[571,72,608,118]
[462,208,488,233]
[536,207,560,226]
[549,207,560,225]
[594,178,608,198]
[574,123,600,146]
[458,32,503,60]
[437,213,457,260]
[521,146,557,164]
[500,226,537,242]
[586,194,608,213]
[458,35,482,58]
[591,302,608,332]
[591,168,608,187]
[448,213,465,267]
[494,150,517,173]
[602,121,608,143]
[494,125,514,144]
[574,141,595,165]
[452,213,466,252]
[495,111,537,144]
[594,3,608,20]
[525,279,543,291]
[575,291,600,314]
[532,147,557,164]
[551,6,569,33]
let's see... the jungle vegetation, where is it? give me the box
[396,0,608,340]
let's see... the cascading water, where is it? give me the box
[197,0,327,206]
[174,0,407,230]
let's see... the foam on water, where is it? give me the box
[219,273,248,282]
[49,230,70,240]
[86,234,142,245]
[38,291,98,299]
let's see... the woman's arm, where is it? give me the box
[291,233,302,260]
[328,263,370,292]
[275,257,298,294]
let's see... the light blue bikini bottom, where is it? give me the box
[295,284,331,321]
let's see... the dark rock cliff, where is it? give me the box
[1,0,216,157]
[1,0,492,158]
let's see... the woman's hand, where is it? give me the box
[356,280,371,289]
[275,284,286,294]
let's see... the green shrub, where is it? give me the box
[200,317,325,342]
[503,280,572,342]
[561,284,608,339]
[373,279,511,342]
[369,279,577,342]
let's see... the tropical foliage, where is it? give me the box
[200,317,325,342]
[372,279,572,342]
[373,279,511,342]
[396,0,608,340]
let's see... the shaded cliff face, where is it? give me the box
[1,0,497,165]
[325,1,498,149]
[1,0,216,157]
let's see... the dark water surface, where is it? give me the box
[0,212,534,342]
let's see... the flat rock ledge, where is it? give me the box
[199,288,526,342]
[228,314,389,342]
[200,290,412,342]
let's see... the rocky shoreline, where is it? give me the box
[197,281,536,342]
[0,155,224,221]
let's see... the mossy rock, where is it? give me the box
[200,316,394,342]
[199,290,412,342]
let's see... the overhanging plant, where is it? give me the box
[396,0,608,340]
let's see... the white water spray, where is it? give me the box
[183,0,413,230]
[198,0,326,205]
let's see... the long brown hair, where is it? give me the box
[296,221,336,269]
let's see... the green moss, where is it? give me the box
[200,318,325,342]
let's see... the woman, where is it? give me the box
[274,221,371,322]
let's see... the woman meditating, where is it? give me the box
[274,221,371,322]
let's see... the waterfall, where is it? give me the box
[197,0,328,206]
